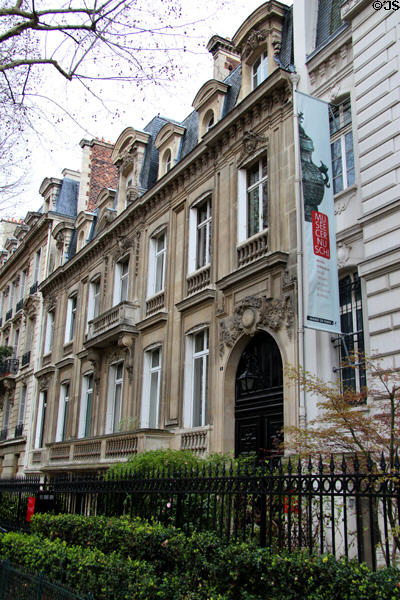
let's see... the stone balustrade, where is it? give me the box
[187,266,211,296]
[146,291,165,316]
[180,426,211,456]
[237,231,268,267]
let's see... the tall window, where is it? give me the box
[87,277,101,326]
[148,231,167,297]
[17,384,27,430]
[13,328,19,358]
[196,198,212,270]
[35,390,47,448]
[113,257,129,304]
[184,329,209,428]
[19,270,26,300]
[141,347,162,428]
[338,274,366,392]
[33,249,41,284]
[65,295,77,343]
[330,97,355,194]
[44,310,54,354]
[247,157,268,238]
[56,383,70,442]
[78,373,94,438]
[8,283,14,311]
[252,52,268,89]
[106,362,123,433]
[163,149,172,174]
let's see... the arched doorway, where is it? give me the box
[235,332,283,457]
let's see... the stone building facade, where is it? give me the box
[0,0,399,476]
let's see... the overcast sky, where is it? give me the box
[6,0,292,219]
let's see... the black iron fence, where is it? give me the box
[0,558,88,600]
[0,455,400,570]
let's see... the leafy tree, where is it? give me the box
[284,354,400,466]
[0,0,219,201]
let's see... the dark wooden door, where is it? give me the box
[235,333,283,457]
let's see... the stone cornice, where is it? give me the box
[0,214,49,280]
[217,251,288,291]
[39,69,293,297]
[341,0,371,20]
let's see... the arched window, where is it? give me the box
[164,149,172,174]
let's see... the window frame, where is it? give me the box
[44,309,55,354]
[87,276,101,328]
[188,195,212,275]
[106,361,124,434]
[141,346,162,429]
[55,382,70,442]
[147,229,167,297]
[183,328,209,428]
[113,256,129,305]
[238,155,269,242]
[17,384,27,427]
[64,294,77,344]
[329,97,355,195]
[252,52,268,89]
[35,390,47,448]
[337,273,366,393]
[78,372,94,438]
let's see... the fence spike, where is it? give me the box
[278,457,283,475]
[353,453,359,472]
[318,455,323,473]
[287,456,292,474]
[380,451,386,472]
[330,454,335,473]
[341,453,347,473]
[308,456,313,472]
[230,461,234,476]
[367,452,373,473]
[297,456,302,474]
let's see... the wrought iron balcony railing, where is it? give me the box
[29,281,38,295]
[5,309,12,321]
[0,358,19,377]
[0,428,8,441]
[15,299,24,312]
[21,351,31,367]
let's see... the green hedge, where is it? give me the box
[0,531,160,600]
[28,513,400,600]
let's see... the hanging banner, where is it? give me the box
[296,92,341,334]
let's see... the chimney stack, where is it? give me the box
[207,35,240,81]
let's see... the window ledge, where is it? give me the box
[333,183,357,202]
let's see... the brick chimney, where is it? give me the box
[206,35,240,81]
[78,139,118,213]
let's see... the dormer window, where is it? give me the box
[164,150,172,173]
[204,110,215,132]
[252,52,268,89]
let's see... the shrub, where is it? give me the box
[29,513,400,600]
[0,531,160,600]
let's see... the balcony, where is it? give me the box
[21,351,31,367]
[85,301,139,349]
[14,423,24,437]
[15,299,24,312]
[0,358,19,377]
[0,428,8,442]
[0,318,2,327]
[180,426,211,457]
[30,281,38,295]
[146,291,165,316]
[43,430,173,470]
[187,265,211,296]
[237,230,268,268]
[5,309,12,322]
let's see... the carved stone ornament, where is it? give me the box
[118,334,135,381]
[23,294,40,317]
[337,241,351,268]
[237,131,268,168]
[38,374,51,390]
[242,29,267,60]
[112,235,133,262]
[219,295,294,357]
[87,349,100,372]
[271,32,282,56]
[47,294,57,312]
[56,231,65,249]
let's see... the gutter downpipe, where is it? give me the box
[291,73,307,427]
